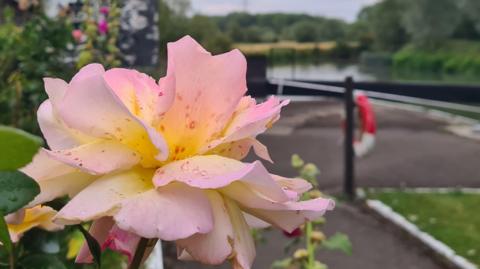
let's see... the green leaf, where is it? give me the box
[0,171,40,215]
[20,254,67,269]
[322,233,352,255]
[77,225,102,268]
[0,212,12,254]
[0,126,42,170]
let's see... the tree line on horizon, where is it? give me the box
[159,0,480,54]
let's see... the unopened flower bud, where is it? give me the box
[310,231,326,243]
[293,248,309,260]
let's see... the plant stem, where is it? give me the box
[9,244,15,269]
[129,237,149,269]
[305,222,314,269]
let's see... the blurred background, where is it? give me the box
[1,0,480,268]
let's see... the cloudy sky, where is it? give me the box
[190,0,380,22]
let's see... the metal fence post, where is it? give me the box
[344,76,355,200]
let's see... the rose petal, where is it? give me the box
[114,183,213,240]
[58,69,169,163]
[224,197,255,269]
[55,169,153,225]
[153,156,288,203]
[21,151,95,206]
[221,182,334,233]
[37,101,93,150]
[44,140,140,175]
[158,36,247,160]
[243,213,270,229]
[29,171,95,207]
[176,191,233,265]
[200,96,289,154]
[102,225,141,263]
[207,138,272,162]
[71,63,105,84]
[104,68,174,125]
[273,175,312,195]
[43,78,67,109]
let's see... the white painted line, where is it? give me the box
[365,187,480,194]
[370,99,478,125]
[367,200,478,269]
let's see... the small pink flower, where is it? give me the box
[23,36,334,269]
[98,20,108,34]
[72,29,83,43]
[99,6,109,15]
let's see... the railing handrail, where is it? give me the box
[269,78,480,114]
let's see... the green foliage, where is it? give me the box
[0,126,41,267]
[0,126,42,170]
[213,12,348,44]
[459,0,480,34]
[393,41,480,74]
[357,0,407,51]
[0,9,73,133]
[291,21,319,42]
[357,0,480,53]
[291,155,320,187]
[291,154,305,169]
[0,216,12,255]
[402,0,461,47]
[157,0,232,62]
[188,15,232,54]
[77,0,122,70]
[20,254,67,269]
[321,233,352,255]
[272,155,350,269]
[0,171,40,215]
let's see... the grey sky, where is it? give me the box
[190,0,380,22]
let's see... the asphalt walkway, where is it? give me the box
[260,100,480,192]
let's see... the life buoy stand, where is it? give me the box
[351,92,376,157]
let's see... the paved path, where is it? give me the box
[174,100,479,269]
[259,100,480,192]
[175,203,443,269]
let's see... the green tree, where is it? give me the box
[291,20,318,42]
[357,0,407,51]
[317,19,347,41]
[458,0,480,35]
[401,0,461,47]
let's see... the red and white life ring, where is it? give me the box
[353,92,376,157]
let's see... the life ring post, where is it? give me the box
[344,76,356,201]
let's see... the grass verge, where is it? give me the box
[367,190,480,266]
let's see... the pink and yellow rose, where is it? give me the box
[22,36,334,268]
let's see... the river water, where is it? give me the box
[267,62,480,85]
